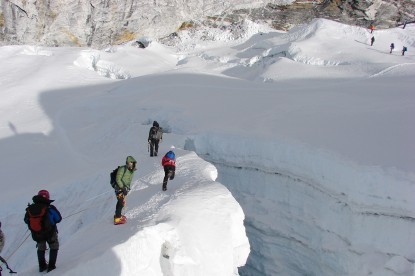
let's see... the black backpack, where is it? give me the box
[26,204,53,242]
[110,167,119,189]
[110,166,126,190]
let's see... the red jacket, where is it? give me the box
[162,156,176,167]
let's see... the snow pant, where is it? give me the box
[37,231,59,251]
[163,165,175,189]
[115,192,126,218]
[149,139,159,156]
[37,232,59,272]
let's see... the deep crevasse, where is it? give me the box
[186,134,415,276]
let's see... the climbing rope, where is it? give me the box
[1,172,152,269]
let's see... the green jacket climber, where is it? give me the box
[116,156,137,190]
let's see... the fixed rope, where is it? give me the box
[2,173,152,270]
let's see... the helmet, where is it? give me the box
[38,190,50,200]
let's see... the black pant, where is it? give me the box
[150,139,159,156]
[115,192,125,218]
[163,166,175,188]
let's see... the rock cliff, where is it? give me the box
[0,0,413,48]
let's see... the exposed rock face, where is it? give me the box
[0,0,414,47]
[218,0,414,31]
[0,0,269,47]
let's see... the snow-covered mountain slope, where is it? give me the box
[0,19,414,276]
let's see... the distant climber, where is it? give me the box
[161,147,176,191]
[369,24,375,33]
[390,43,394,54]
[402,46,407,56]
[370,36,375,46]
[113,156,137,225]
[148,121,163,157]
[24,190,62,273]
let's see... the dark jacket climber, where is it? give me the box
[24,190,62,273]
[148,121,163,157]
[402,46,407,56]
[390,43,395,54]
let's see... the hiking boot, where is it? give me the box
[162,185,167,191]
[47,249,58,273]
[39,263,48,272]
[37,250,47,272]
[114,214,126,221]
[47,265,56,272]
[114,217,126,225]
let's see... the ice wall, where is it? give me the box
[186,134,415,276]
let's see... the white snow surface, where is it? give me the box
[0,19,414,275]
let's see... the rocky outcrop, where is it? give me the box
[0,0,414,48]
[0,0,256,47]
[213,0,414,31]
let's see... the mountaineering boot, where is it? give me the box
[114,215,127,222]
[114,216,126,225]
[47,249,58,272]
[162,184,167,191]
[37,250,47,272]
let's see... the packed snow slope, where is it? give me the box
[0,19,414,276]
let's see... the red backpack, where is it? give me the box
[26,204,53,241]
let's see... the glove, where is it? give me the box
[122,187,129,195]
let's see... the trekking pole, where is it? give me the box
[0,255,17,274]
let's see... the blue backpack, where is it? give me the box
[166,151,175,159]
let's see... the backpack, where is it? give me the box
[110,166,126,190]
[26,204,53,242]
[156,127,163,140]
[403,46,407,52]
[150,126,162,140]
[110,166,119,189]
[165,151,175,159]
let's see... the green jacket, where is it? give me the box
[116,156,137,190]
